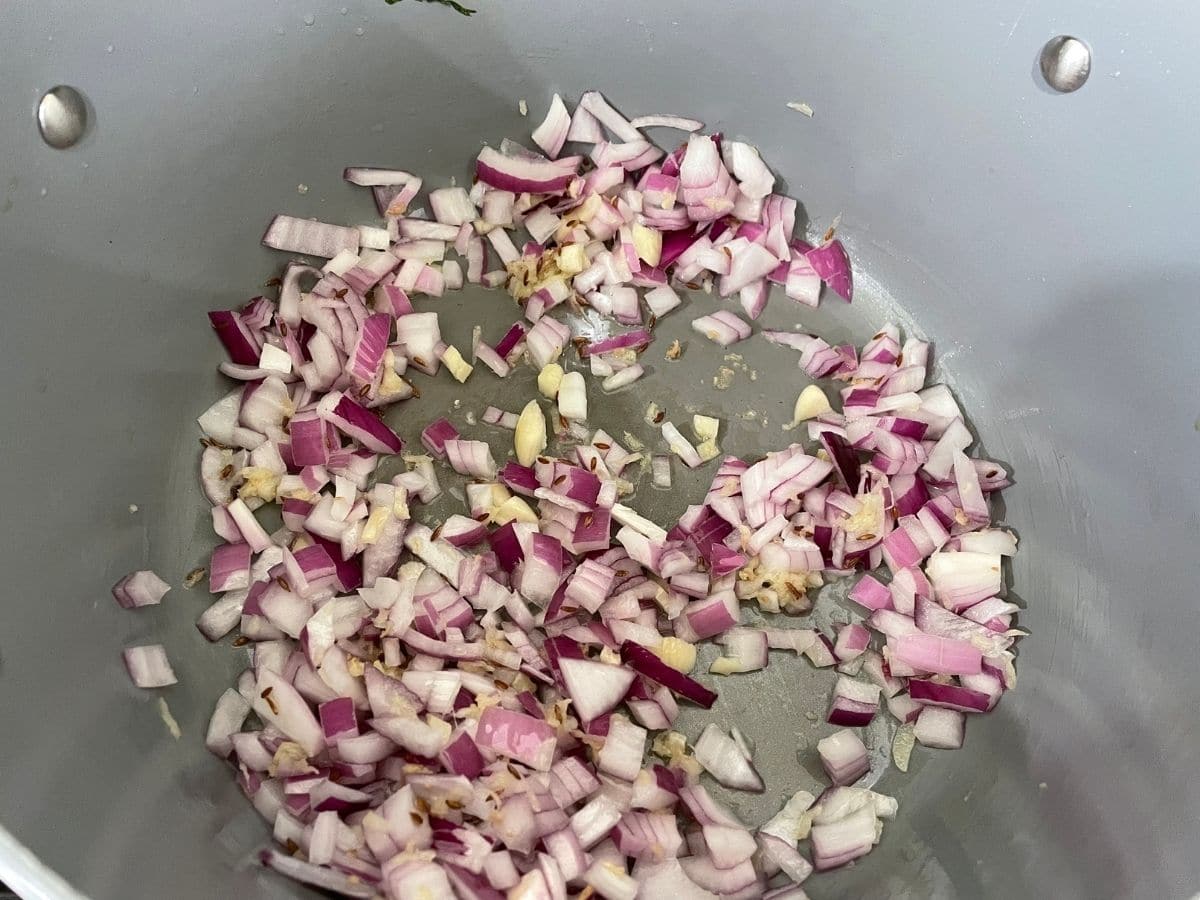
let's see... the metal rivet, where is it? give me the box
[37,85,88,149]
[1039,36,1091,93]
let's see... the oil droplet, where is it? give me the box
[303,14,315,25]
[106,44,114,53]
[39,187,48,197]
[355,26,365,36]
[297,184,309,195]
[340,6,348,13]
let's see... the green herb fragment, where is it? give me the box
[385,0,476,16]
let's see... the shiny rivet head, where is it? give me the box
[1039,36,1091,93]
[37,85,89,149]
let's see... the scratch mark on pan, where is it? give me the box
[1007,0,1030,40]
[1000,407,1043,421]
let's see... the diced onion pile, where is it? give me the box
[114,91,1022,899]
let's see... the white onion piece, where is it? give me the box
[601,364,644,392]
[692,310,751,346]
[914,707,966,749]
[531,93,571,159]
[579,91,643,142]
[694,724,764,792]
[817,729,870,786]
[651,455,672,488]
[556,371,588,421]
[630,114,704,132]
[661,422,703,468]
[205,688,251,756]
[725,142,774,199]
[123,645,177,689]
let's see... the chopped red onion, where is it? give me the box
[123,644,178,688]
[558,657,636,723]
[827,676,881,727]
[316,391,404,454]
[583,329,652,357]
[661,422,703,468]
[810,805,878,871]
[651,455,672,488]
[720,241,781,296]
[196,591,245,642]
[692,309,752,346]
[343,166,418,189]
[579,91,643,142]
[526,317,570,369]
[425,187,474,227]
[261,848,373,897]
[112,569,171,609]
[890,632,983,675]
[171,92,1033,899]
[420,417,460,459]
[443,439,497,481]
[694,723,765,792]
[817,729,870,786]
[531,93,571,159]
[679,133,737,222]
[209,543,252,594]
[205,688,251,757]
[925,550,1002,612]
[833,623,871,661]
[913,706,966,749]
[630,114,704,132]
[598,714,648,782]
[620,641,717,709]
[566,101,604,143]
[712,627,770,675]
[476,146,574,194]
[907,678,992,713]
[262,215,360,259]
[805,238,853,302]
[207,310,262,366]
[476,707,557,771]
